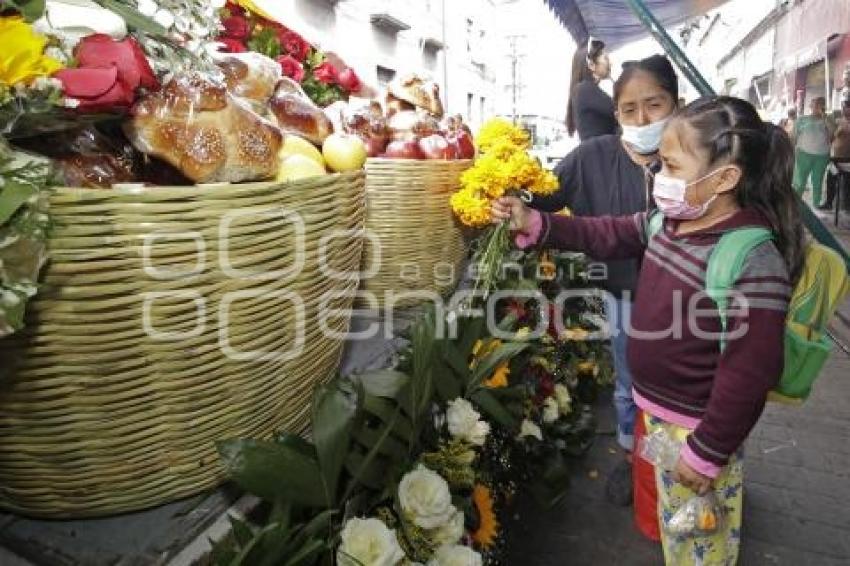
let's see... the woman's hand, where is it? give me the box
[672,457,713,495]
[491,196,534,233]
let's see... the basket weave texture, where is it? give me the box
[0,172,366,518]
[359,158,471,308]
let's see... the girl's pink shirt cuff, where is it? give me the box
[514,209,544,248]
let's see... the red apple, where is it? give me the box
[362,134,389,158]
[383,140,424,160]
[447,131,476,160]
[418,134,452,160]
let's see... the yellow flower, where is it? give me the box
[476,118,530,153]
[483,362,509,388]
[560,327,589,341]
[472,484,500,549]
[450,187,492,228]
[0,17,63,86]
[556,206,572,217]
[577,360,600,377]
[529,168,559,196]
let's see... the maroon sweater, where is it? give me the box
[537,208,790,469]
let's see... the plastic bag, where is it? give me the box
[638,427,682,472]
[14,123,140,188]
[665,492,724,537]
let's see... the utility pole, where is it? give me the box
[507,35,525,124]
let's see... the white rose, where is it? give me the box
[446,398,490,446]
[431,509,465,546]
[337,517,406,566]
[554,384,572,415]
[137,0,158,17]
[153,8,176,29]
[518,419,543,441]
[427,545,483,566]
[542,397,559,424]
[399,465,457,529]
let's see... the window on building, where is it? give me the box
[467,93,474,123]
[466,18,473,53]
[377,66,396,88]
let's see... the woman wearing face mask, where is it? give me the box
[494,96,802,565]
[566,37,616,141]
[532,54,679,508]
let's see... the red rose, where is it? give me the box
[313,61,338,85]
[222,15,250,40]
[224,1,245,16]
[217,38,247,53]
[337,67,361,92]
[55,34,159,112]
[276,55,305,82]
[280,30,311,62]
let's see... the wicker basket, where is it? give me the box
[0,172,366,518]
[359,158,471,309]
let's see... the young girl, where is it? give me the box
[493,96,804,565]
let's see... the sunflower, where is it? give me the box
[538,251,556,281]
[472,484,499,549]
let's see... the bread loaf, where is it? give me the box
[126,73,282,183]
[268,78,334,146]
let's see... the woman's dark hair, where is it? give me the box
[676,96,805,282]
[613,54,678,106]
[566,39,606,135]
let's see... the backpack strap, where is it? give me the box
[706,227,774,350]
[645,210,664,242]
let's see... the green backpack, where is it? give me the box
[646,211,850,404]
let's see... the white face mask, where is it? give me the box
[621,117,669,155]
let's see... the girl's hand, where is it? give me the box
[491,196,534,233]
[672,457,713,495]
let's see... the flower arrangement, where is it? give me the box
[211,247,611,565]
[450,118,559,299]
[216,1,361,106]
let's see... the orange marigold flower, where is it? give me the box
[472,484,499,549]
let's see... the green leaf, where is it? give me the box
[362,395,414,443]
[4,0,46,22]
[470,389,517,430]
[282,538,326,566]
[273,433,317,459]
[227,523,280,566]
[217,439,326,508]
[92,0,169,35]
[353,370,410,399]
[469,342,529,390]
[343,405,403,498]
[352,426,408,461]
[228,515,254,548]
[312,379,361,507]
[0,181,36,225]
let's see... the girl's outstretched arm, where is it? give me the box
[491,196,649,260]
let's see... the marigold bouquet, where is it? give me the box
[450,118,558,298]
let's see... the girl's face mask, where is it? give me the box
[621,118,669,155]
[653,168,725,220]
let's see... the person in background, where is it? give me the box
[780,106,797,139]
[823,95,850,210]
[530,54,679,507]
[566,37,617,141]
[793,96,832,207]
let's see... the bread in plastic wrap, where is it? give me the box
[126,73,282,183]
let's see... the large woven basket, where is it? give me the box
[0,172,366,518]
[359,158,471,309]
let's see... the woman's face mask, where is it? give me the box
[621,118,669,155]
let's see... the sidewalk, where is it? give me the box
[505,213,850,565]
